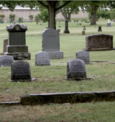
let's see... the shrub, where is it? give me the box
[9,14,15,23]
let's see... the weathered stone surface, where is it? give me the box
[35,51,50,66]
[5,52,31,60]
[76,51,90,64]
[11,61,31,81]
[0,55,14,67]
[42,28,60,51]
[42,28,63,59]
[67,59,87,80]
[86,34,113,51]
[20,91,115,105]
[9,32,25,45]
[6,24,27,32]
[3,38,8,53]
[5,24,31,60]
[47,51,63,59]
[21,93,77,105]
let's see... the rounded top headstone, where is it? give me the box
[108,19,110,23]
[6,24,27,32]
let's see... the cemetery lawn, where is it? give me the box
[1,19,115,121]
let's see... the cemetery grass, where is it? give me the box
[0,19,115,121]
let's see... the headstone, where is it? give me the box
[11,61,31,81]
[83,26,86,30]
[4,24,31,60]
[0,55,14,67]
[67,59,87,80]
[98,26,102,32]
[85,34,113,51]
[35,51,50,66]
[76,51,90,64]
[107,19,111,27]
[3,38,8,53]
[42,28,63,59]
[82,30,85,35]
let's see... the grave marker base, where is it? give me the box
[5,52,31,60]
[47,51,64,59]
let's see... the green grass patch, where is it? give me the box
[0,19,115,121]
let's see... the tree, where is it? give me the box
[81,1,108,25]
[60,1,80,33]
[37,1,71,29]
[0,1,71,28]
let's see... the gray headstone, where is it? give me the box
[35,51,50,66]
[67,59,87,80]
[0,55,14,67]
[42,28,60,51]
[3,38,8,53]
[11,61,31,81]
[107,19,111,27]
[42,28,63,59]
[76,51,90,64]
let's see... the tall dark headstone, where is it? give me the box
[67,59,87,80]
[35,51,50,66]
[11,61,31,81]
[5,24,31,60]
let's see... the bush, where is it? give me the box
[9,14,15,23]
[0,14,5,23]
[29,15,33,22]
[18,17,23,23]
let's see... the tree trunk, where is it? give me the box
[64,19,70,33]
[90,4,98,25]
[48,4,56,29]
[90,13,96,25]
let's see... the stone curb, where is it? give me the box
[20,91,115,105]
[0,101,21,106]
